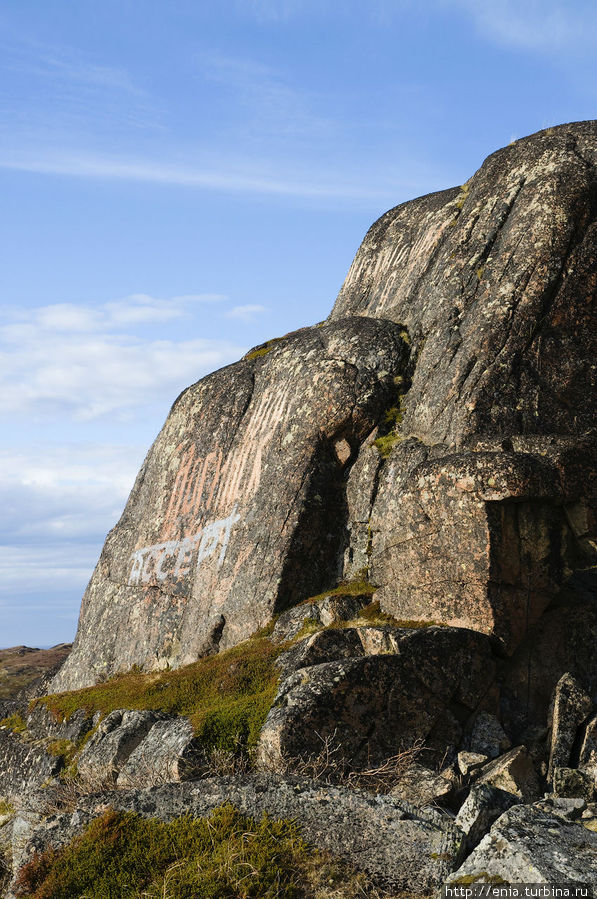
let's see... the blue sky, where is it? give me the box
[1,0,596,647]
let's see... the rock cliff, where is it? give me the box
[53,120,597,692]
[3,121,596,897]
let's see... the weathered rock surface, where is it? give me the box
[0,726,61,801]
[9,775,465,894]
[270,593,372,643]
[258,626,495,769]
[275,624,413,677]
[335,122,597,654]
[467,711,511,759]
[475,746,540,801]
[580,714,597,775]
[445,803,597,886]
[547,672,593,783]
[454,783,519,849]
[77,709,166,785]
[116,717,202,789]
[457,751,487,777]
[49,123,597,699]
[501,571,597,739]
[552,767,595,800]
[389,762,454,807]
[25,704,95,744]
[53,318,408,691]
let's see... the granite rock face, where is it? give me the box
[0,726,62,801]
[53,318,408,690]
[52,122,597,704]
[335,121,597,652]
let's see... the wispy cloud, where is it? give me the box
[226,304,267,322]
[0,151,392,200]
[442,0,597,54]
[0,296,245,421]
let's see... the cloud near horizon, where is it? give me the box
[0,295,246,421]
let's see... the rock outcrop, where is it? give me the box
[53,122,597,696]
[53,318,408,690]
[4,120,597,897]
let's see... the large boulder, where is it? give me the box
[51,122,597,700]
[0,726,61,801]
[335,121,597,654]
[52,318,408,690]
[445,802,597,886]
[258,626,495,770]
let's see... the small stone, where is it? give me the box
[445,803,597,886]
[77,709,165,786]
[458,751,488,776]
[117,718,202,789]
[389,763,454,807]
[455,783,519,848]
[579,714,597,775]
[476,746,540,801]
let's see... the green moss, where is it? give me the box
[449,182,471,225]
[476,265,485,281]
[34,635,282,755]
[373,395,407,458]
[244,337,284,361]
[449,872,508,886]
[13,804,388,899]
[303,577,377,605]
[46,739,79,774]
[0,712,27,734]
[0,799,14,817]
[346,600,448,630]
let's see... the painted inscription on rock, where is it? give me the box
[162,385,290,534]
[127,386,290,587]
[128,506,240,587]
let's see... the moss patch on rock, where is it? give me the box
[13,804,404,899]
[0,711,27,735]
[34,635,282,754]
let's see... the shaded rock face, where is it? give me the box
[53,121,597,694]
[54,318,407,690]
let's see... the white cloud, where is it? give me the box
[0,296,245,421]
[226,304,267,322]
[0,444,142,543]
[0,151,390,200]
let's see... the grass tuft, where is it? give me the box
[244,337,284,361]
[302,577,377,606]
